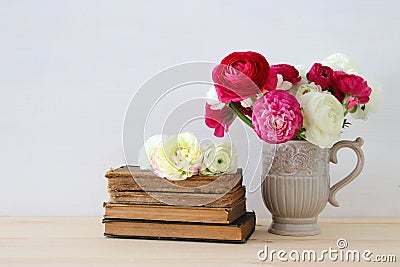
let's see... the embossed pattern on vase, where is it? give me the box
[262,141,330,218]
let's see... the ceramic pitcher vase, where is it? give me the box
[261,137,365,236]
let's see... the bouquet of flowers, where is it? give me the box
[205,51,382,148]
[139,132,237,180]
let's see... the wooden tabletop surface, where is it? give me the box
[0,217,399,266]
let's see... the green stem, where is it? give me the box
[229,102,253,128]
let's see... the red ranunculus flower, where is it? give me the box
[212,51,271,103]
[330,83,345,103]
[307,63,334,89]
[333,71,372,104]
[205,103,236,137]
[262,67,278,92]
[271,64,301,84]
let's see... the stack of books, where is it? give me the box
[103,166,255,243]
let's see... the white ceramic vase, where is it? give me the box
[261,137,365,236]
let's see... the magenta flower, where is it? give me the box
[205,103,236,137]
[333,71,372,104]
[252,90,303,144]
[307,63,334,89]
[271,64,301,84]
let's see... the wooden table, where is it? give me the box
[0,217,399,266]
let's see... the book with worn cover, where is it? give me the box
[103,211,255,243]
[106,166,242,193]
[108,185,246,207]
[106,166,245,207]
[103,198,246,224]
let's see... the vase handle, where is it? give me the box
[328,137,365,207]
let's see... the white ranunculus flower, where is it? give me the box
[295,82,322,100]
[351,80,383,120]
[276,74,293,90]
[206,85,226,110]
[288,65,309,96]
[151,132,203,180]
[322,53,361,75]
[200,142,237,175]
[299,92,345,148]
[138,134,165,170]
[295,64,309,80]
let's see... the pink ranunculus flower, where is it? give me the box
[307,63,334,89]
[345,96,359,111]
[252,90,303,144]
[212,51,271,103]
[333,71,372,104]
[271,64,301,84]
[205,103,236,137]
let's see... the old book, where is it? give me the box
[106,166,242,194]
[103,211,255,243]
[108,186,246,208]
[103,198,246,224]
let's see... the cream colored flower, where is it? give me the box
[299,92,345,148]
[322,53,361,75]
[288,65,310,97]
[200,142,237,175]
[138,134,165,170]
[295,82,322,99]
[296,64,309,80]
[276,74,293,90]
[151,132,203,180]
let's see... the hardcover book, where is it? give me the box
[103,211,255,243]
[106,166,242,193]
[103,199,246,224]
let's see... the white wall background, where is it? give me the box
[1,0,399,217]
